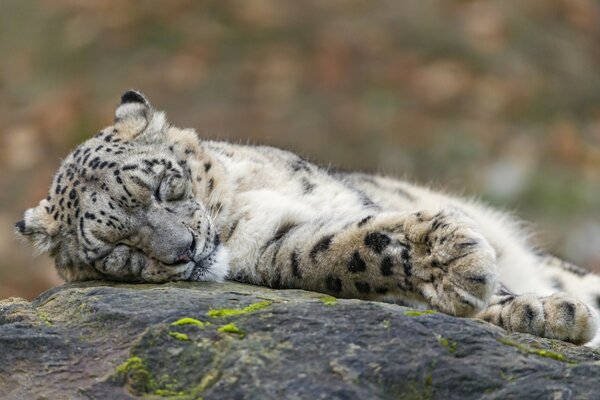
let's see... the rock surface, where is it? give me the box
[1,282,600,399]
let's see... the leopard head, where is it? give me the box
[15,90,229,283]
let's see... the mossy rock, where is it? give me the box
[1,281,600,399]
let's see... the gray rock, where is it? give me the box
[1,282,599,399]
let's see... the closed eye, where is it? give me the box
[154,184,162,202]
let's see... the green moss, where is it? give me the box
[171,317,209,328]
[38,311,52,326]
[207,300,272,318]
[115,356,144,375]
[319,296,338,306]
[435,334,457,353]
[169,332,190,341]
[114,356,189,397]
[497,338,570,363]
[404,309,437,317]
[154,388,185,397]
[382,319,391,330]
[115,356,157,393]
[190,370,220,397]
[37,310,52,325]
[499,370,515,382]
[217,323,245,336]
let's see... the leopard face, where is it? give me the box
[15,90,229,283]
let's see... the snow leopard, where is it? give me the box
[15,90,600,346]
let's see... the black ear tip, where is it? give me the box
[15,220,26,234]
[120,90,148,105]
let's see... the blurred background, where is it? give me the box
[1,0,599,300]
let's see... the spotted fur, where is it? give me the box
[15,90,600,346]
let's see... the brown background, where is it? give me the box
[1,0,599,300]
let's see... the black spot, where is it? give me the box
[15,220,26,234]
[270,270,282,289]
[122,164,137,171]
[357,215,374,227]
[208,178,214,193]
[291,158,310,173]
[354,281,370,293]
[297,178,314,194]
[130,175,151,191]
[562,302,576,325]
[497,295,514,306]
[204,162,212,172]
[69,188,77,200]
[465,275,488,285]
[325,276,342,292]
[551,278,564,291]
[357,190,378,209]
[347,251,367,273]
[375,287,388,295]
[497,313,505,328]
[227,219,240,240]
[401,248,412,277]
[84,212,96,220]
[523,305,536,327]
[380,256,393,276]
[395,186,416,201]
[291,251,302,278]
[122,184,133,197]
[269,222,298,247]
[364,232,391,253]
[457,240,479,249]
[430,216,444,231]
[310,234,334,260]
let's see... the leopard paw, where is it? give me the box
[480,293,599,345]
[403,209,498,317]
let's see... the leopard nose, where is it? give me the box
[174,235,196,263]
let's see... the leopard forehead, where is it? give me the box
[45,128,191,238]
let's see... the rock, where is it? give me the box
[1,282,599,399]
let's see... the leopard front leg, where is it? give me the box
[258,209,498,317]
[477,286,599,345]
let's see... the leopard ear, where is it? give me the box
[15,205,60,253]
[114,89,168,143]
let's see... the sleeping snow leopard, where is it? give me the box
[15,90,600,346]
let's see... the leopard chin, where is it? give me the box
[188,245,230,282]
